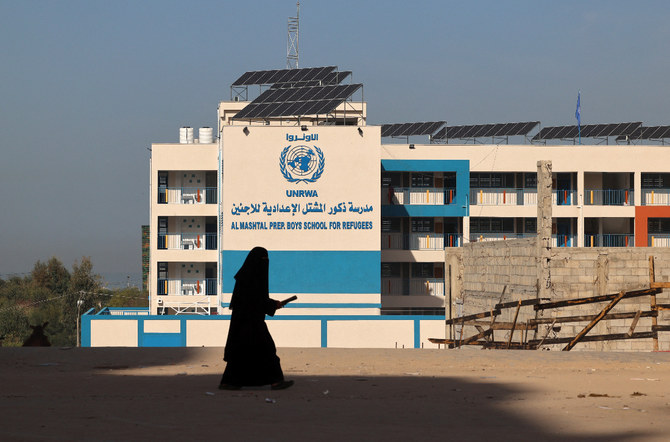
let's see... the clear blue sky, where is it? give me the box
[1,1,668,281]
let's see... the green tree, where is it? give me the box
[0,306,29,346]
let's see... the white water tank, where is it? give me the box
[199,127,213,144]
[179,127,194,144]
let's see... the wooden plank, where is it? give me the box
[428,338,450,344]
[652,325,670,332]
[507,300,522,349]
[534,288,659,311]
[657,304,670,311]
[461,328,493,346]
[495,298,542,310]
[470,320,537,331]
[530,310,657,325]
[650,257,659,352]
[536,319,557,349]
[650,282,670,288]
[481,341,536,350]
[445,309,501,325]
[626,310,643,338]
[563,291,626,351]
[529,331,656,346]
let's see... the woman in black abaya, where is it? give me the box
[219,247,293,390]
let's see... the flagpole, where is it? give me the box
[576,91,581,145]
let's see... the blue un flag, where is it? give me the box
[575,92,581,125]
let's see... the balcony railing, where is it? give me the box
[381,233,462,250]
[553,190,577,206]
[552,234,576,247]
[648,234,670,247]
[470,233,535,242]
[584,234,634,247]
[470,188,525,206]
[157,278,217,296]
[382,187,456,205]
[642,189,670,206]
[469,188,576,206]
[584,189,634,206]
[158,187,217,204]
[158,233,217,250]
[381,278,445,296]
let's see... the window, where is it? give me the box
[642,173,670,189]
[411,218,434,232]
[411,263,434,278]
[524,218,537,234]
[470,217,514,233]
[158,172,168,204]
[382,172,402,188]
[524,173,537,189]
[382,218,401,232]
[158,217,167,249]
[411,172,433,188]
[381,263,402,277]
[470,173,514,188]
[648,218,670,234]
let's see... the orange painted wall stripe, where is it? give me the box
[634,206,670,247]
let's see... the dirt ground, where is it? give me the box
[1,347,669,441]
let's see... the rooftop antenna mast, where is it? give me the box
[287,2,300,69]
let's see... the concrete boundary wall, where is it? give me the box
[82,310,445,349]
[446,242,670,351]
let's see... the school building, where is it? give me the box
[82,66,670,348]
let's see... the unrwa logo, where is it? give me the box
[279,145,325,183]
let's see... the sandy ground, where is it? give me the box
[1,347,670,441]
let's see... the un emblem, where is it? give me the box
[279,145,325,183]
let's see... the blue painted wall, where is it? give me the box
[221,250,381,294]
[81,312,442,349]
[381,159,470,217]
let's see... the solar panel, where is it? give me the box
[380,121,446,138]
[432,122,539,140]
[232,66,337,86]
[233,83,362,120]
[616,125,670,141]
[532,122,642,141]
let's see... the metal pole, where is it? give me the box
[76,297,83,347]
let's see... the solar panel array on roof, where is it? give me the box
[233,83,362,119]
[232,66,337,86]
[432,122,539,140]
[271,71,352,89]
[381,121,446,138]
[532,122,642,141]
[615,125,670,141]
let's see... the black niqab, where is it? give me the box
[220,246,285,387]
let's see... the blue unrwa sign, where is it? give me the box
[221,125,381,313]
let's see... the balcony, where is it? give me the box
[382,233,461,250]
[584,234,634,247]
[382,187,456,205]
[470,233,535,242]
[648,234,670,247]
[584,189,634,206]
[642,189,670,206]
[381,278,445,296]
[469,188,576,206]
[552,234,577,247]
[158,187,217,205]
[158,233,217,250]
[157,278,217,296]
[470,188,527,206]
